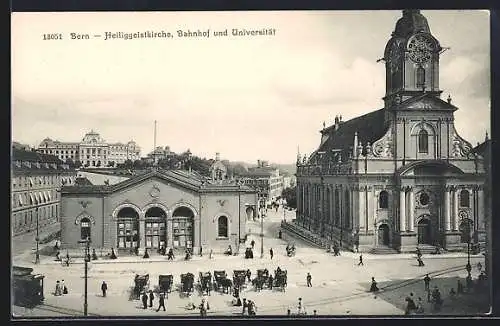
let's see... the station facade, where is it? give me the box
[60,168,257,254]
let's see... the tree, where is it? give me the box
[121,159,133,169]
[108,161,115,168]
[281,186,297,209]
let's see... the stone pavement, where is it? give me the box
[12,207,489,317]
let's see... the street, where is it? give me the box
[12,208,488,317]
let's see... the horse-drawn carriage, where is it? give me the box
[133,274,150,299]
[233,270,247,290]
[213,270,232,294]
[274,269,287,291]
[12,266,45,308]
[198,272,212,296]
[158,274,173,295]
[252,269,270,291]
[180,273,195,294]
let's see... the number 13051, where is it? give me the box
[43,33,63,40]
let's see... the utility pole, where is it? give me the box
[259,187,264,259]
[79,237,91,316]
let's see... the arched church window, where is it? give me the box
[379,191,389,209]
[218,216,228,237]
[418,129,429,153]
[460,190,470,208]
[416,66,426,89]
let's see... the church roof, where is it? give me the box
[61,168,256,194]
[318,108,387,154]
[472,139,491,156]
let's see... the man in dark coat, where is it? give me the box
[101,281,108,297]
[269,248,274,260]
[156,293,166,312]
[306,273,312,287]
[148,290,155,307]
[424,274,431,291]
[141,292,148,309]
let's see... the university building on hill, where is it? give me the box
[295,10,488,253]
[37,130,141,167]
[60,167,258,254]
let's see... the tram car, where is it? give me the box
[12,266,45,308]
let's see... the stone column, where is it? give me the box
[399,188,406,232]
[167,218,173,247]
[444,186,451,231]
[453,187,459,231]
[358,186,365,231]
[409,187,415,232]
[139,216,146,249]
[478,186,485,230]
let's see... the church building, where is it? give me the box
[60,167,258,254]
[295,10,487,253]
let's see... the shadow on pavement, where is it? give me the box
[359,276,490,316]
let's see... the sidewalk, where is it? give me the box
[12,223,61,257]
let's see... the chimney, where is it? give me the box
[257,159,261,167]
[216,152,220,161]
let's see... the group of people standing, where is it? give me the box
[53,279,68,296]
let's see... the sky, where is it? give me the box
[11,10,490,164]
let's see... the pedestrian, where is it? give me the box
[101,281,108,297]
[92,248,98,260]
[270,248,274,260]
[358,254,364,266]
[416,297,424,313]
[209,249,213,259]
[477,262,483,273]
[370,277,379,292]
[404,292,416,315]
[268,274,274,290]
[354,240,359,253]
[143,248,150,259]
[246,269,251,282]
[61,280,68,294]
[248,300,256,316]
[141,292,148,309]
[306,273,312,287]
[199,298,209,317]
[424,274,431,291]
[54,280,62,296]
[110,247,117,259]
[148,290,155,307]
[251,240,255,249]
[278,230,282,239]
[417,256,425,267]
[156,293,166,312]
[242,298,248,315]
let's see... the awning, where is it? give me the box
[29,193,35,204]
[47,191,52,201]
[18,194,23,206]
[37,192,43,203]
[43,191,49,202]
[29,178,34,187]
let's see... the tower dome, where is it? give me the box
[393,10,431,38]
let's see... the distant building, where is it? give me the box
[146,146,175,164]
[209,152,228,181]
[11,146,77,236]
[237,160,284,209]
[37,130,141,167]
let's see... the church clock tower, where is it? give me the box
[383,10,443,109]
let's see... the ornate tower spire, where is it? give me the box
[383,10,442,109]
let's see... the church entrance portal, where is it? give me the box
[378,224,390,246]
[417,218,432,245]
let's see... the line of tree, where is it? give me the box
[281,186,297,209]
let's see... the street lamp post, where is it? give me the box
[78,237,91,316]
[466,235,472,279]
[260,187,264,259]
[35,207,40,264]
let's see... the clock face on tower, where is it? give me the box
[407,34,436,63]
